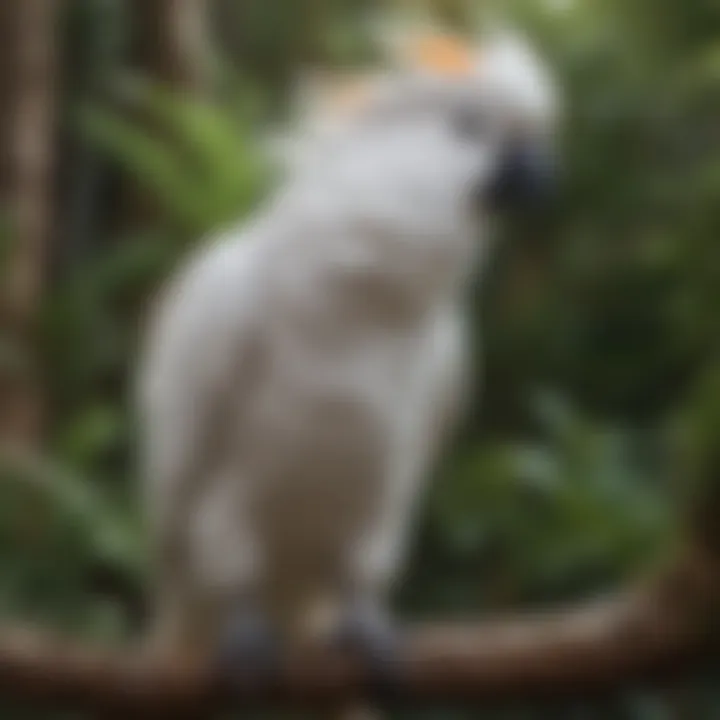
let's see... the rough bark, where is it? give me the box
[129,0,209,92]
[0,0,58,447]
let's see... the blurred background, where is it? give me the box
[0,0,718,717]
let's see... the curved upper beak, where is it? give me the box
[485,139,557,211]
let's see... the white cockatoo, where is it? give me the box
[137,19,559,688]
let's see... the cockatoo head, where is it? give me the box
[279,24,560,215]
[460,29,559,209]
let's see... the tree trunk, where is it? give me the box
[119,0,210,231]
[130,0,209,92]
[0,0,58,448]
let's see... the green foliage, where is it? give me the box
[0,78,273,644]
[1,0,719,716]
[0,450,142,640]
[41,81,273,487]
[413,393,675,614]
[80,78,272,237]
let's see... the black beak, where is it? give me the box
[485,140,557,212]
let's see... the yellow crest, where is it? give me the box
[408,33,476,76]
[296,26,479,124]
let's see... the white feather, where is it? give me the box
[139,24,558,657]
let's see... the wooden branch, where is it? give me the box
[0,548,717,714]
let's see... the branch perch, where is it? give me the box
[0,546,717,714]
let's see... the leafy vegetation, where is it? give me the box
[0,0,718,716]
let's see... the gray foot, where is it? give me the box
[332,600,403,699]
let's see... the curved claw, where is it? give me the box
[332,602,404,701]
